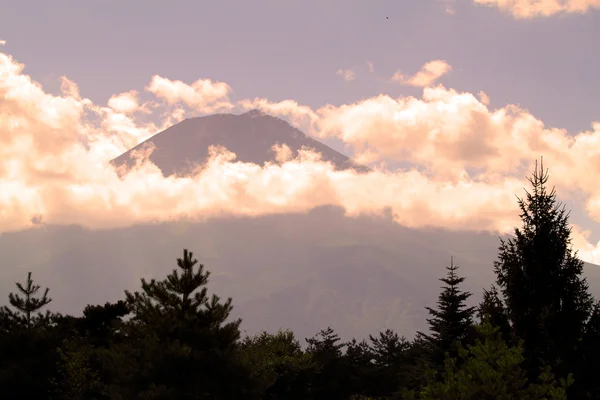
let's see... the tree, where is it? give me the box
[0,271,52,331]
[0,272,57,397]
[493,159,593,380]
[417,257,475,368]
[305,327,353,400]
[570,301,600,399]
[239,330,316,399]
[404,323,571,400]
[364,329,412,396]
[105,249,259,399]
[49,335,100,399]
[477,285,511,340]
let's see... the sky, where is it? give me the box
[1,0,600,262]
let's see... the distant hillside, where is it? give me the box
[112,109,369,176]
[2,207,600,342]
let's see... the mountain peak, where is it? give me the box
[112,111,370,177]
[242,109,267,117]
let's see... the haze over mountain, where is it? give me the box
[111,109,369,176]
[2,111,600,342]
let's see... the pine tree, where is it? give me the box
[108,249,258,399]
[0,271,52,331]
[306,326,345,364]
[418,257,475,367]
[493,159,593,379]
[0,272,56,397]
[305,327,352,400]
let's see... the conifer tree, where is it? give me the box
[477,284,511,340]
[418,257,475,366]
[570,301,600,399]
[493,159,593,379]
[306,326,345,364]
[110,249,258,399]
[0,272,56,397]
[0,271,52,331]
[407,323,571,400]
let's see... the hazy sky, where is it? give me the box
[1,0,600,260]
[2,0,599,132]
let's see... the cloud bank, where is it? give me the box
[473,0,600,18]
[1,50,600,263]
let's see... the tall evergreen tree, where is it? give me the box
[418,257,475,367]
[493,159,593,379]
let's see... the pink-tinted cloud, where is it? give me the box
[108,90,141,114]
[473,0,600,18]
[146,75,233,113]
[336,69,357,81]
[2,49,600,263]
[391,60,452,87]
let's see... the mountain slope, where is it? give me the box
[1,207,600,342]
[112,109,369,176]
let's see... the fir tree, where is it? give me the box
[418,257,476,367]
[477,285,511,340]
[493,159,593,379]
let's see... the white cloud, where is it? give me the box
[391,60,452,87]
[473,0,600,18]
[146,75,233,113]
[108,90,141,114]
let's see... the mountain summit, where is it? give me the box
[112,110,369,176]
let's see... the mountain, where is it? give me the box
[1,111,600,342]
[2,208,600,342]
[111,109,369,176]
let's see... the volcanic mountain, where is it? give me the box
[112,109,369,176]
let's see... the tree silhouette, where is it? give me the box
[418,257,475,368]
[1,271,52,331]
[494,159,593,381]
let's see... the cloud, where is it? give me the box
[391,60,452,87]
[472,0,600,18]
[478,90,490,106]
[442,0,457,14]
[367,61,375,73]
[108,90,142,114]
[336,69,357,81]
[0,40,5,46]
[146,75,233,113]
[2,49,600,264]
